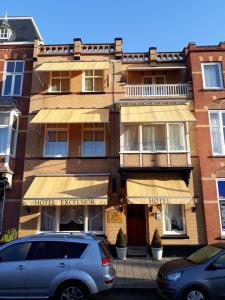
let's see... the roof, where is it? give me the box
[0,16,42,43]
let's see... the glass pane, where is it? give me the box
[57,131,67,141]
[94,70,103,76]
[60,71,69,77]
[41,207,56,231]
[83,131,93,155]
[88,206,103,231]
[6,61,15,72]
[164,205,184,232]
[0,127,9,154]
[94,78,103,91]
[124,125,139,151]
[30,242,67,260]
[10,129,17,155]
[0,243,32,262]
[13,74,22,95]
[169,124,185,151]
[220,201,225,232]
[155,77,165,84]
[12,116,18,130]
[211,127,222,154]
[210,112,220,127]
[60,207,84,231]
[51,79,60,92]
[143,77,153,84]
[67,242,88,258]
[222,113,225,126]
[15,61,24,73]
[0,113,10,125]
[155,125,166,150]
[52,71,60,77]
[61,79,70,91]
[94,131,105,155]
[85,78,93,91]
[3,75,13,95]
[143,125,154,151]
[218,181,225,200]
[85,70,93,76]
[45,130,67,156]
[204,64,222,88]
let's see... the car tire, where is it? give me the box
[56,282,88,300]
[182,286,208,300]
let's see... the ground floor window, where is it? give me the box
[40,206,104,233]
[163,204,186,235]
[217,179,225,233]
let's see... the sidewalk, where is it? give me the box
[113,257,172,289]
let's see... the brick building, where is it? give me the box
[0,16,42,234]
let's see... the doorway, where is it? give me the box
[127,205,147,246]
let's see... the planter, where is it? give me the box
[116,247,128,260]
[151,247,163,261]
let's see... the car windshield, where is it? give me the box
[187,245,223,264]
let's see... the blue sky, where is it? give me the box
[1,0,225,52]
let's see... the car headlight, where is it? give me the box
[165,272,182,281]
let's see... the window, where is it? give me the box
[0,29,10,39]
[30,242,68,260]
[209,111,225,155]
[123,123,186,152]
[216,180,225,233]
[83,70,103,92]
[163,205,186,235]
[0,243,32,262]
[202,63,224,89]
[82,123,105,156]
[67,242,88,258]
[44,124,68,157]
[60,207,84,231]
[2,61,24,96]
[88,206,103,231]
[143,76,165,84]
[40,206,57,231]
[0,112,18,156]
[50,71,70,92]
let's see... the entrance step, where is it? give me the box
[127,246,148,257]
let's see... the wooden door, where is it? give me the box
[127,205,147,246]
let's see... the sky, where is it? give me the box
[1,0,225,52]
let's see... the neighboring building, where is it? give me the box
[0,16,42,234]
[19,37,206,254]
[186,42,225,244]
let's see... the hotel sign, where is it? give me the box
[127,197,192,205]
[22,198,107,206]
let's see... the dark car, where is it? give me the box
[156,243,225,300]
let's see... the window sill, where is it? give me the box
[161,235,189,240]
[201,88,225,91]
[80,91,105,95]
[45,92,72,95]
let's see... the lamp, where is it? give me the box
[191,195,200,213]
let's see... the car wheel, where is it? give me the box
[182,287,208,300]
[56,282,88,300]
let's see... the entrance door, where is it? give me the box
[127,205,147,246]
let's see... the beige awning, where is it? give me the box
[126,175,192,205]
[121,105,195,123]
[31,108,109,124]
[35,61,109,72]
[22,176,108,206]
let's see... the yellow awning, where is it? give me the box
[126,175,192,205]
[35,61,109,71]
[121,105,195,123]
[31,109,109,124]
[22,176,108,206]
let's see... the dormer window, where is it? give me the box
[0,28,11,40]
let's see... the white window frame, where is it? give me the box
[38,206,105,235]
[216,179,225,237]
[162,204,186,235]
[0,28,10,39]
[209,110,225,156]
[121,123,187,154]
[81,123,106,157]
[49,71,70,93]
[201,62,224,89]
[2,60,25,96]
[82,70,104,92]
[142,75,166,84]
[43,124,69,158]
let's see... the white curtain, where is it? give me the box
[124,125,139,151]
[88,206,103,231]
[169,124,185,151]
[154,125,166,150]
[83,131,104,156]
[45,130,67,156]
[210,112,222,154]
[143,126,154,151]
[164,205,184,232]
[60,207,84,225]
[41,207,56,231]
[204,64,221,87]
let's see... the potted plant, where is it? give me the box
[1,228,18,244]
[151,228,163,260]
[115,228,127,260]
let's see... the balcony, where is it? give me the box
[125,83,189,98]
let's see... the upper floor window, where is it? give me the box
[82,123,105,156]
[209,111,225,155]
[0,28,9,39]
[83,70,103,92]
[123,123,186,152]
[44,124,68,157]
[2,61,25,96]
[50,71,70,93]
[0,112,18,156]
[202,63,224,89]
[142,76,165,85]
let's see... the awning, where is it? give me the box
[126,175,192,205]
[121,105,195,123]
[22,176,109,206]
[35,61,109,72]
[31,108,109,124]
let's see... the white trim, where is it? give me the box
[201,62,224,89]
[209,110,225,156]
[48,71,71,93]
[82,70,104,93]
[162,204,186,236]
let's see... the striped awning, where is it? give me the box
[121,105,195,123]
[22,176,109,206]
[35,61,109,71]
[31,109,109,124]
[126,175,192,205]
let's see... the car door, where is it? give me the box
[207,253,225,299]
[0,242,32,297]
[25,240,69,298]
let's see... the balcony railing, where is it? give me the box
[125,84,189,97]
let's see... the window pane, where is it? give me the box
[13,74,22,95]
[94,78,103,91]
[6,61,15,72]
[85,70,93,76]
[88,206,103,231]
[169,124,185,151]
[220,201,225,232]
[83,131,93,155]
[222,113,225,126]
[30,242,67,260]
[85,78,93,91]
[0,243,31,262]
[60,71,69,77]
[210,112,220,127]
[218,181,225,200]
[10,129,17,155]
[94,70,103,76]
[15,62,24,73]
[41,207,56,231]
[52,71,60,77]
[3,75,13,95]
[60,207,84,231]
[45,130,67,156]
[0,113,10,125]
[124,125,139,151]
[0,127,9,154]
[155,77,165,84]
[143,125,154,151]
[164,205,184,233]
[143,77,153,84]
[67,242,88,258]
[204,64,222,88]
[211,127,222,154]
[61,79,70,91]
[155,125,166,151]
[51,79,60,91]
[94,131,105,155]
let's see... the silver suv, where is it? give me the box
[0,232,115,299]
